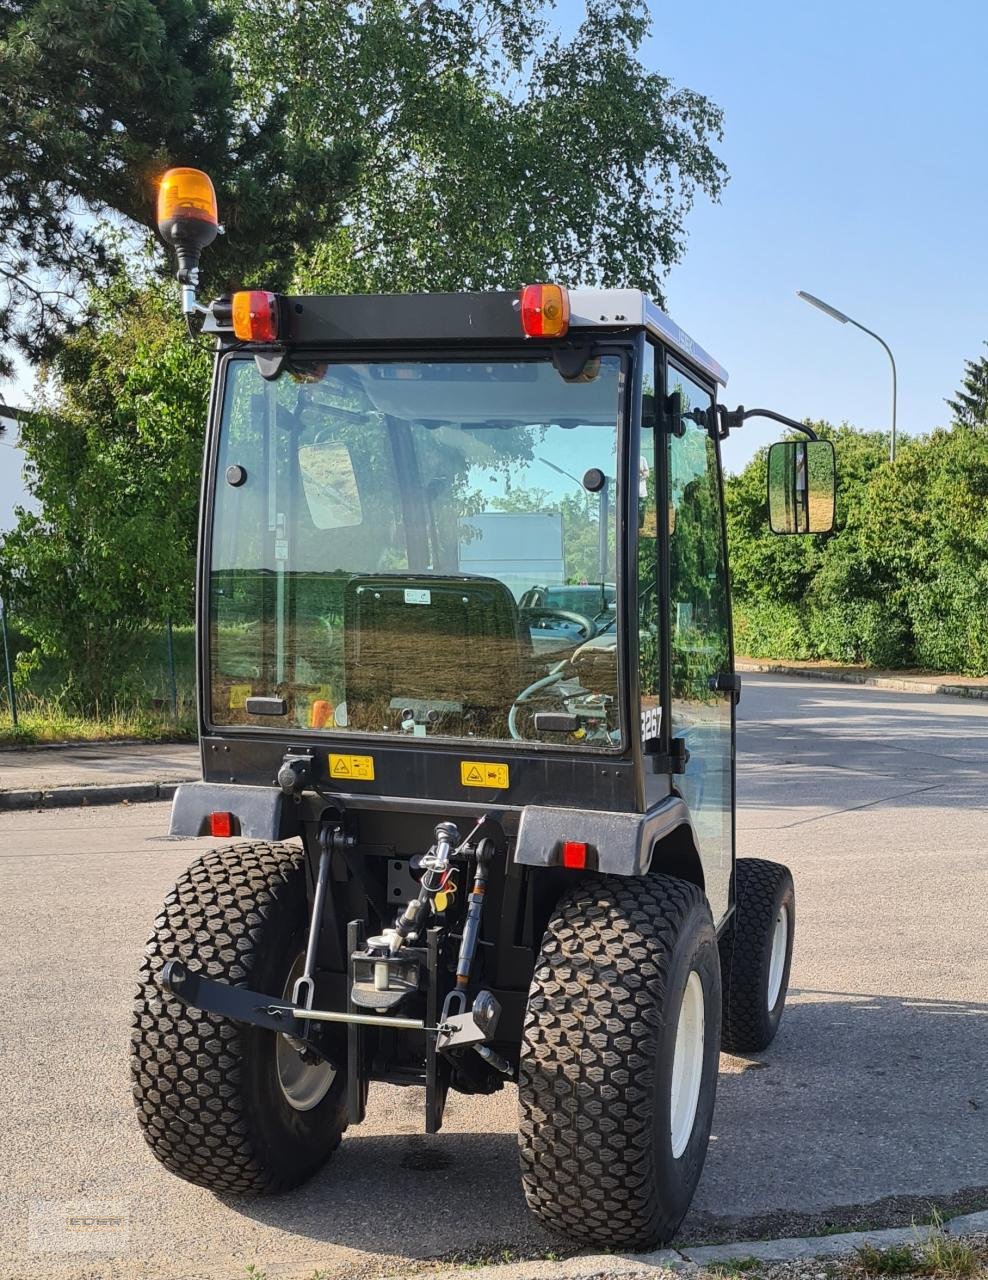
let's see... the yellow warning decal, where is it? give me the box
[460,761,509,789]
[329,753,375,782]
[229,683,252,710]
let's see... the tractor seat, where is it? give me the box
[342,573,526,735]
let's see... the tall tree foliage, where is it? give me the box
[0,280,209,702]
[1,0,725,372]
[1,0,729,709]
[946,343,988,429]
[257,0,728,297]
[0,0,358,374]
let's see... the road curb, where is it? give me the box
[945,1210,988,1235]
[736,660,988,700]
[0,781,180,811]
[440,1212,988,1279]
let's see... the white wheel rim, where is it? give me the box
[275,955,336,1112]
[766,905,789,1012]
[670,971,705,1159]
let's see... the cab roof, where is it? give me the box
[208,287,728,388]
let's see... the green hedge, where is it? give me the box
[732,600,814,662]
[727,423,988,677]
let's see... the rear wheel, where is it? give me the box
[719,858,795,1054]
[131,841,347,1194]
[518,874,721,1249]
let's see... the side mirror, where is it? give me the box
[767,439,836,535]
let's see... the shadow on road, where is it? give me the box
[223,989,988,1259]
[735,755,988,816]
[735,677,988,817]
[221,1128,552,1263]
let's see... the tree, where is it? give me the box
[726,425,895,664]
[1,0,725,377]
[726,423,988,675]
[236,0,727,299]
[727,424,890,603]
[0,278,210,702]
[946,343,988,429]
[842,426,988,673]
[0,0,358,374]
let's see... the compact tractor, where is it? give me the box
[132,167,836,1247]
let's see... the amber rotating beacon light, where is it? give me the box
[156,168,220,314]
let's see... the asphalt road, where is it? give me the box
[1,674,986,1280]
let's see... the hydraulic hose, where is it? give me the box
[454,845,492,990]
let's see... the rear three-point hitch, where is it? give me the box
[159,817,505,1135]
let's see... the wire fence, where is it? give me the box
[0,597,16,728]
[0,600,196,738]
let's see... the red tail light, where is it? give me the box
[561,840,589,869]
[209,811,234,838]
[520,284,570,338]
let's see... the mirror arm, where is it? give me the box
[687,405,819,442]
[734,408,819,440]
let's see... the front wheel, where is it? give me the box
[131,842,347,1194]
[518,874,722,1249]
[719,858,795,1054]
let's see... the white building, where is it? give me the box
[0,408,32,533]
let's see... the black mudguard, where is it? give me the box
[169,781,295,839]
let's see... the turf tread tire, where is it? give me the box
[518,873,720,1249]
[718,858,795,1054]
[130,841,346,1194]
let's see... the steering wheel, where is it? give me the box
[519,607,597,640]
[508,664,569,740]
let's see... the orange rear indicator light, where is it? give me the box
[156,167,218,232]
[520,283,570,338]
[232,290,279,342]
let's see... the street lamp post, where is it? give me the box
[537,455,609,596]
[796,291,898,462]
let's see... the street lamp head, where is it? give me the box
[795,290,897,463]
[796,290,851,325]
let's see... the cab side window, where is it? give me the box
[666,367,730,693]
[665,361,733,915]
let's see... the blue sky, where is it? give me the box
[617,0,988,471]
[2,0,986,525]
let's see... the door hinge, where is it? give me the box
[659,390,687,437]
[708,672,742,704]
[647,735,691,775]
